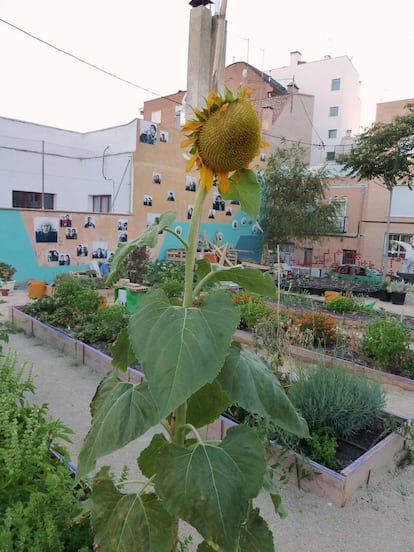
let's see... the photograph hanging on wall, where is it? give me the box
[167,191,175,202]
[118,219,128,231]
[66,227,78,240]
[187,205,194,220]
[139,121,157,145]
[160,131,168,143]
[34,217,59,243]
[146,213,161,228]
[58,253,70,266]
[84,215,96,228]
[152,172,161,184]
[91,242,108,259]
[118,231,128,242]
[59,214,72,227]
[143,194,153,206]
[47,249,59,262]
[76,244,89,257]
[185,176,197,191]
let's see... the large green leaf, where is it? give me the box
[239,508,275,551]
[77,376,161,480]
[128,290,239,418]
[90,467,177,552]
[186,380,231,429]
[206,267,276,298]
[109,327,138,372]
[138,433,168,479]
[107,211,176,285]
[218,343,309,438]
[155,425,265,550]
[222,169,261,220]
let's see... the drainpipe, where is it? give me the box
[41,140,45,209]
[102,146,115,212]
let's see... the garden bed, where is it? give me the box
[199,411,408,508]
[9,305,410,508]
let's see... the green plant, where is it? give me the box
[326,294,362,314]
[307,427,338,470]
[76,89,308,551]
[0,352,93,551]
[231,292,273,330]
[362,318,411,368]
[386,279,407,293]
[296,311,338,348]
[0,262,16,282]
[288,363,386,439]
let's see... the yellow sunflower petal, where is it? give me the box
[193,108,207,121]
[180,136,196,148]
[241,86,254,100]
[233,170,241,184]
[182,120,204,132]
[185,152,198,172]
[217,171,230,194]
[199,164,214,191]
[260,139,270,148]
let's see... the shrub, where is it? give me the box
[362,318,411,368]
[73,304,128,346]
[326,294,362,314]
[296,311,338,348]
[307,427,338,470]
[288,363,386,439]
[231,293,273,330]
[0,352,93,551]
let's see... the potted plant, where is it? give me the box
[387,279,407,305]
[0,262,17,292]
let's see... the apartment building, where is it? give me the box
[285,98,414,275]
[268,51,361,166]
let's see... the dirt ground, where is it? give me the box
[1,290,413,551]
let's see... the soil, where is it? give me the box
[2,290,414,552]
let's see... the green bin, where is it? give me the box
[115,287,148,314]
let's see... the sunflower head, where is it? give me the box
[181,87,268,193]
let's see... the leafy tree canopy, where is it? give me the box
[259,142,340,250]
[340,104,414,191]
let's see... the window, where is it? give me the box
[329,106,339,116]
[331,78,341,91]
[12,190,54,209]
[330,196,347,232]
[326,151,336,161]
[342,249,356,264]
[151,110,161,124]
[92,195,111,213]
[303,248,313,266]
[328,129,337,139]
[388,234,411,258]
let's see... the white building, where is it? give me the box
[268,51,361,166]
[0,117,137,214]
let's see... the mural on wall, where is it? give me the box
[118,219,128,232]
[212,193,225,211]
[144,194,153,206]
[187,205,194,220]
[139,121,157,145]
[91,242,108,259]
[167,191,175,202]
[34,217,58,243]
[84,215,96,228]
[160,131,168,143]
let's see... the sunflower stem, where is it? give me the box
[174,184,208,447]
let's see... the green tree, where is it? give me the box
[259,142,340,250]
[340,104,414,273]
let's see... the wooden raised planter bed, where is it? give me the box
[199,412,408,508]
[9,306,410,507]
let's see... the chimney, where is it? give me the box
[287,82,299,93]
[290,50,302,65]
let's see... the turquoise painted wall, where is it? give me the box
[0,210,90,284]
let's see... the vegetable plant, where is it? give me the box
[76,87,308,551]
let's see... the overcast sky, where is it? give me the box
[1,0,413,133]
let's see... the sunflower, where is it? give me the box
[181,86,268,194]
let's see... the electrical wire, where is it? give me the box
[0,16,350,149]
